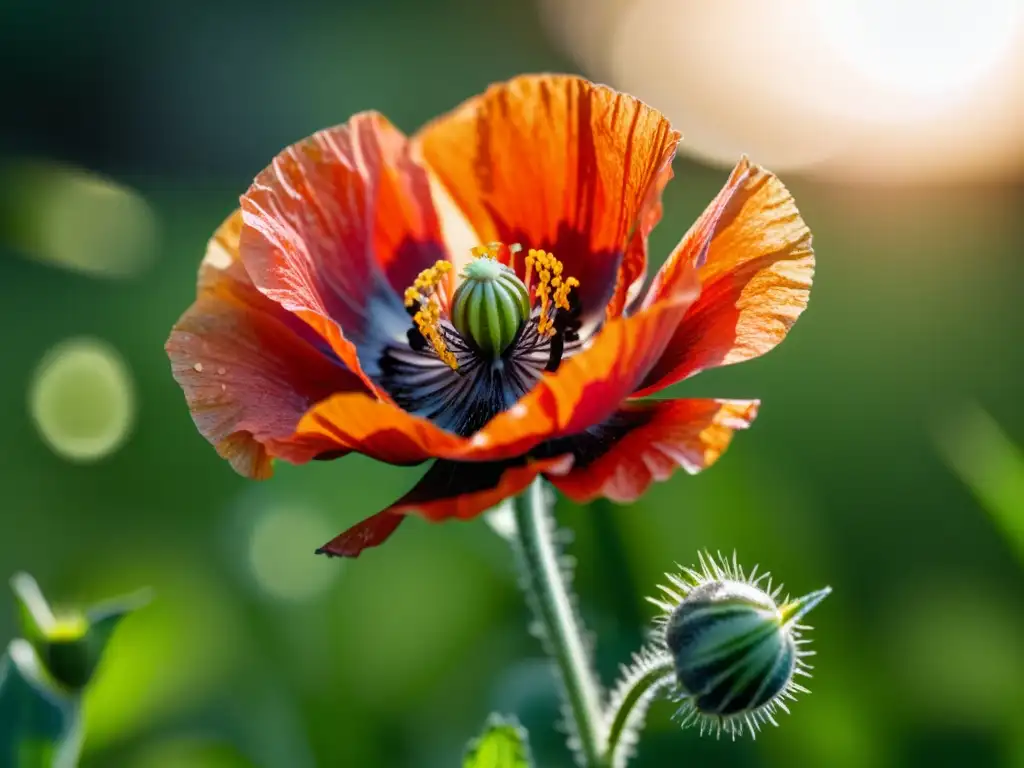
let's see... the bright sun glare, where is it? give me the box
[542,0,1024,179]
[814,0,1021,100]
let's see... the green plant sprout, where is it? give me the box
[0,573,149,768]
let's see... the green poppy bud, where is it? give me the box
[452,248,531,359]
[10,572,150,692]
[650,553,830,738]
[38,613,94,690]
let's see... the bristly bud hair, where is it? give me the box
[646,551,830,740]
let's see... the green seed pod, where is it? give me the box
[451,256,531,358]
[650,553,830,738]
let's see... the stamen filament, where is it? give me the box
[526,249,577,337]
[508,242,522,273]
[404,260,458,370]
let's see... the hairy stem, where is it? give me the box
[512,478,605,766]
[602,652,676,767]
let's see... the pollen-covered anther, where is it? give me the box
[525,249,578,337]
[404,260,458,370]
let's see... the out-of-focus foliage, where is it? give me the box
[1,0,1021,766]
[463,716,532,768]
[1,574,146,766]
[937,404,1024,564]
[0,640,77,768]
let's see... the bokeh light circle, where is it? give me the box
[19,162,158,278]
[248,505,339,602]
[29,337,136,463]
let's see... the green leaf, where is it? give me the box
[936,404,1024,564]
[85,588,153,667]
[463,715,533,768]
[10,574,56,647]
[0,640,81,768]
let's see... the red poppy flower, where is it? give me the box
[166,74,813,558]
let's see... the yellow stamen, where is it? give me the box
[404,260,457,370]
[455,243,578,339]
[526,249,577,336]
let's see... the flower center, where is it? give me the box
[451,243,530,359]
[384,244,581,435]
[402,242,579,367]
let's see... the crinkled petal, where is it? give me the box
[415,73,680,331]
[473,285,700,455]
[315,456,573,557]
[609,160,676,317]
[286,391,465,467]
[239,112,449,391]
[636,158,813,396]
[546,399,759,503]
[166,211,365,478]
[292,286,698,466]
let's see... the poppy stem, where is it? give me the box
[601,648,676,766]
[511,477,606,767]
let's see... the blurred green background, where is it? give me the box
[2,0,1022,766]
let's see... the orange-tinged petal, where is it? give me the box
[415,74,680,329]
[240,112,448,394]
[288,391,464,467]
[315,455,573,557]
[473,285,700,455]
[547,399,759,503]
[166,211,365,479]
[635,158,813,396]
[642,160,753,305]
[292,284,699,466]
[608,160,676,317]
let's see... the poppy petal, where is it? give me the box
[415,74,680,331]
[239,112,449,392]
[608,160,676,317]
[287,391,464,467]
[315,510,406,558]
[388,456,574,522]
[546,399,759,503]
[467,284,701,458]
[315,455,574,558]
[635,158,813,396]
[292,284,698,466]
[166,211,365,479]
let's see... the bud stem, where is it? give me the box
[511,478,605,766]
[602,651,676,767]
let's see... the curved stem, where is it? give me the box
[512,478,605,766]
[602,654,675,767]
